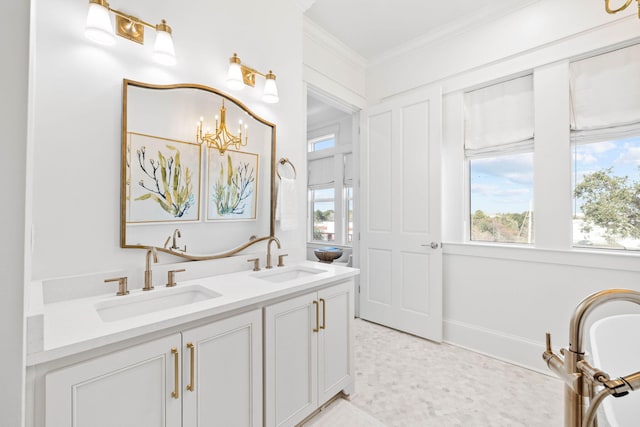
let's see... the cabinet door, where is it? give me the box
[317,280,354,403]
[45,334,182,427]
[182,309,262,427]
[264,292,318,427]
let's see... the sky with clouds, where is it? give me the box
[470,136,640,215]
[470,152,533,214]
[575,138,640,178]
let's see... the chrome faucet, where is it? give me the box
[144,247,158,291]
[542,288,640,426]
[265,236,281,269]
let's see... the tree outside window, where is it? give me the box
[573,136,640,250]
[311,187,335,242]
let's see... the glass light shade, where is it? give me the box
[262,75,279,104]
[226,62,245,91]
[85,2,115,45]
[152,30,176,66]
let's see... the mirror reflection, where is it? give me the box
[121,80,275,259]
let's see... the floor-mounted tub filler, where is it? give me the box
[542,289,640,427]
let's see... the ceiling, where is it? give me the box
[305,0,538,60]
[304,1,539,125]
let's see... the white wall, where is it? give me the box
[29,0,307,284]
[1,1,29,424]
[368,0,640,101]
[443,245,640,371]
[369,0,640,372]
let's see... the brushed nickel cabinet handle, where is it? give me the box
[320,298,326,330]
[171,347,179,399]
[313,300,319,333]
[186,343,195,392]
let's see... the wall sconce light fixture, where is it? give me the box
[605,0,640,18]
[84,0,176,66]
[196,100,248,155]
[226,53,279,104]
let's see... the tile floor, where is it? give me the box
[306,318,564,427]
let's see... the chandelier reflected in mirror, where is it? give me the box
[196,100,248,155]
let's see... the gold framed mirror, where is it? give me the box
[121,79,276,259]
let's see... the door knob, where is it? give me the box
[421,242,440,249]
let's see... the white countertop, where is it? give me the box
[27,261,359,366]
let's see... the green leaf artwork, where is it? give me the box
[212,153,255,216]
[135,144,195,218]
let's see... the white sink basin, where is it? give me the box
[254,266,325,283]
[96,285,221,322]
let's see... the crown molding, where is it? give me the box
[370,0,542,65]
[303,16,368,69]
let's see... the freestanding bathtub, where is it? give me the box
[589,314,640,427]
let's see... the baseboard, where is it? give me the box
[443,319,557,377]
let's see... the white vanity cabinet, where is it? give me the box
[182,309,262,427]
[264,280,354,427]
[45,333,183,427]
[43,309,262,427]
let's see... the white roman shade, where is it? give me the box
[308,156,334,187]
[570,43,640,143]
[464,75,534,156]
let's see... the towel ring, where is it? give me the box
[277,157,297,179]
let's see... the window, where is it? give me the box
[345,185,353,243]
[570,44,640,251]
[573,137,640,249]
[308,134,335,152]
[450,43,640,252]
[464,75,535,244]
[311,187,335,241]
[469,153,534,243]
[307,132,353,246]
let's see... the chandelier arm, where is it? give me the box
[197,100,247,155]
[604,0,634,14]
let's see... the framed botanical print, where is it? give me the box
[126,132,201,223]
[207,149,259,221]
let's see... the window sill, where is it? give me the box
[307,242,352,249]
[443,242,640,272]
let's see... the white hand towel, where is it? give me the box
[276,177,298,231]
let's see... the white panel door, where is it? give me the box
[264,292,318,427]
[45,334,182,427]
[360,86,443,342]
[182,309,262,427]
